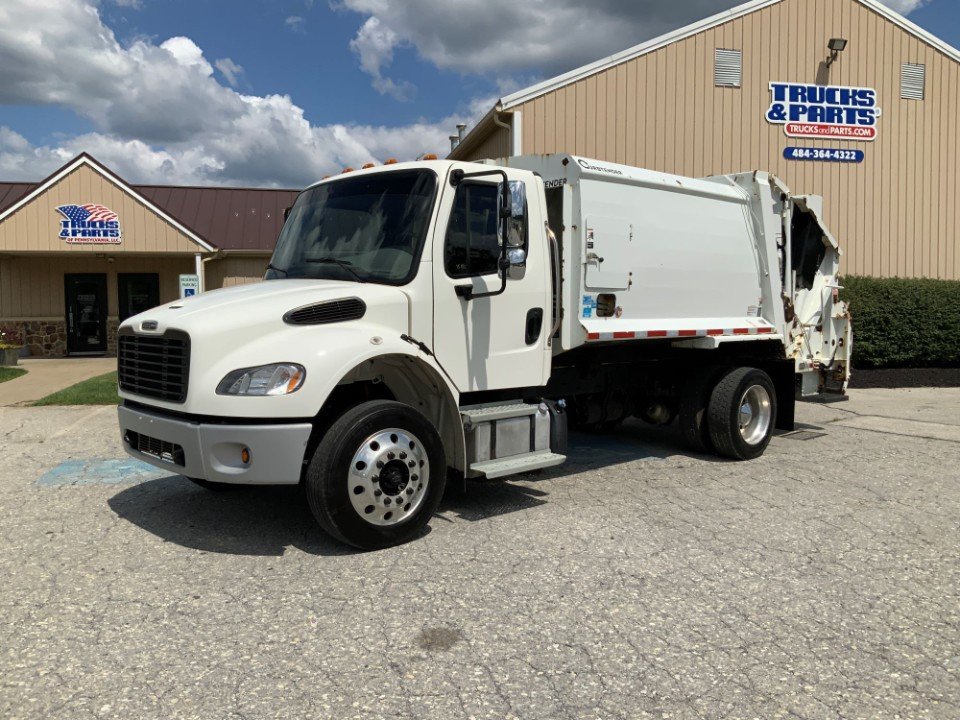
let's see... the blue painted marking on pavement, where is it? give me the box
[37,458,174,487]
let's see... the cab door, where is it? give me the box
[431,167,550,393]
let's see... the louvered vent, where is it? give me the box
[283,297,366,325]
[901,63,925,100]
[715,49,742,88]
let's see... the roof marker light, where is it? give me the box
[421,153,438,160]
[342,167,354,173]
[362,162,376,169]
[384,158,398,165]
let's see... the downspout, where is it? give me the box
[492,110,515,159]
[199,251,223,293]
[194,253,204,293]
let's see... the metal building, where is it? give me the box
[0,154,296,357]
[449,0,960,280]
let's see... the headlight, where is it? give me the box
[216,363,306,396]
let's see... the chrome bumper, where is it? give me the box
[117,405,312,485]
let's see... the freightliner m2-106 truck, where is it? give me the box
[117,155,851,549]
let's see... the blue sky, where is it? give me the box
[0,0,956,186]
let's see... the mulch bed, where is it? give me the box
[850,367,960,389]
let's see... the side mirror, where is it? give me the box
[507,247,527,280]
[500,181,527,248]
[283,206,292,221]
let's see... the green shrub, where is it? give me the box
[840,276,960,369]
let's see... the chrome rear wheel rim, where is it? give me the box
[348,428,429,526]
[738,385,772,446]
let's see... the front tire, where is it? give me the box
[707,367,776,460]
[305,400,446,550]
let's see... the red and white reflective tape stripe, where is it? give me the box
[586,326,776,342]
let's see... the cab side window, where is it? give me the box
[445,183,501,278]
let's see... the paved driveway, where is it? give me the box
[1,389,959,719]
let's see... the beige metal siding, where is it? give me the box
[205,256,269,289]
[0,255,192,318]
[498,0,958,279]
[468,124,512,162]
[0,164,204,255]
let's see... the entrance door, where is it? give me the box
[118,273,160,321]
[65,274,108,354]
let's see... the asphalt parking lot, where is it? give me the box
[2,388,959,720]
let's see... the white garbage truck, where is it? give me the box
[117,154,851,548]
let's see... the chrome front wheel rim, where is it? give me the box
[348,428,429,526]
[738,385,772,446]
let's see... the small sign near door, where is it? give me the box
[179,274,200,298]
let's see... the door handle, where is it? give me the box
[525,308,544,345]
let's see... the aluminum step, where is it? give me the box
[460,401,541,424]
[469,451,566,480]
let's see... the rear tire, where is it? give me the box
[707,367,776,460]
[305,400,446,550]
[678,371,715,454]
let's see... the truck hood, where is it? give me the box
[122,279,409,337]
[118,278,413,416]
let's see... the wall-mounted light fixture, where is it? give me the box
[825,38,848,67]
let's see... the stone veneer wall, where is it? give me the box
[106,318,120,356]
[2,318,121,358]
[21,320,67,357]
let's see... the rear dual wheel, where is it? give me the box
[680,367,776,460]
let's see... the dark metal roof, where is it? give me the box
[0,182,34,215]
[0,159,300,253]
[133,185,299,252]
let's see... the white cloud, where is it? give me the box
[0,0,478,187]
[214,57,244,87]
[339,0,931,95]
[878,0,928,13]
[350,16,415,101]
[285,15,305,32]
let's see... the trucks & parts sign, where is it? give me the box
[766,82,881,141]
[56,203,122,244]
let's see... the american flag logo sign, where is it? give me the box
[56,204,122,244]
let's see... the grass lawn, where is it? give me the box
[0,366,27,383]
[32,371,119,406]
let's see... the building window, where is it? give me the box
[901,62,925,100]
[714,49,742,88]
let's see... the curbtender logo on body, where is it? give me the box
[56,204,122,244]
[766,82,881,141]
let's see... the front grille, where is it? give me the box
[124,430,185,466]
[118,331,190,403]
[283,297,366,325]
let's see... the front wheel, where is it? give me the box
[305,400,446,550]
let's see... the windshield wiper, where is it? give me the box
[265,262,288,277]
[305,257,366,283]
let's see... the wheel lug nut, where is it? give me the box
[371,476,379,483]
[399,452,407,460]
[374,490,382,497]
[376,461,384,468]
[384,498,391,505]
[406,488,413,495]
[408,461,416,468]
[387,452,395,460]
[411,474,418,482]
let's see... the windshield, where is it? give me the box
[266,169,437,285]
